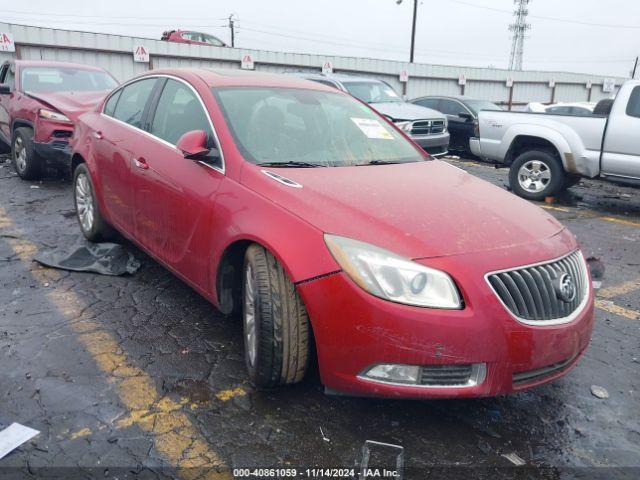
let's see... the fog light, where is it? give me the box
[363,364,420,384]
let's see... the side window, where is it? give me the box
[4,67,15,90]
[0,65,7,83]
[202,34,224,47]
[150,79,212,145]
[103,90,122,117]
[440,100,467,116]
[625,86,640,119]
[112,78,156,129]
[414,98,441,111]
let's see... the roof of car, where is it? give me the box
[142,68,340,91]
[412,95,486,103]
[287,72,385,84]
[12,60,109,72]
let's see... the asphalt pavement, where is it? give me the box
[0,153,638,480]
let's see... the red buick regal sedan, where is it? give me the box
[70,68,594,399]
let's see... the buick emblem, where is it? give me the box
[555,273,576,303]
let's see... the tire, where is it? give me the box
[12,127,43,180]
[73,163,115,242]
[509,150,566,201]
[243,244,310,388]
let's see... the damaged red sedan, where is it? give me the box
[0,60,117,179]
[71,69,594,399]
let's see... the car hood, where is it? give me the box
[370,102,445,121]
[242,160,565,260]
[26,91,110,121]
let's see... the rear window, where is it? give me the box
[626,86,640,118]
[21,67,117,93]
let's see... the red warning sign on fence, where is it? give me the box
[0,32,16,53]
[133,45,149,63]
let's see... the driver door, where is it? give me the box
[132,77,224,289]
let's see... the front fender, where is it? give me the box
[208,178,341,307]
[502,124,598,177]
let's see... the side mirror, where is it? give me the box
[458,112,474,122]
[0,84,11,95]
[177,130,211,159]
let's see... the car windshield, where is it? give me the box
[20,67,117,93]
[465,100,502,115]
[341,81,403,104]
[213,87,425,167]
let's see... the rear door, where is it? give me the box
[132,77,224,289]
[94,77,159,234]
[601,85,640,179]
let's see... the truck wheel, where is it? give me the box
[243,244,310,388]
[509,150,565,201]
[73,163,115,242]
[12,127,43,180]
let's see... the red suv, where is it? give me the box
[161,30,227,47]
[70,69,594,399]
[0,60,117,180]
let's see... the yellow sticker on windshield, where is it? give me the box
[351,118,394,140]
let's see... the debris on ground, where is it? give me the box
[319,426,330,442]
[586,257,606,279]
[591,385,610,399]
[34,241,140,276]
[501,452,526,466]
[0,423,40,460]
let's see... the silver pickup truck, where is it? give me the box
[471,80,640,200]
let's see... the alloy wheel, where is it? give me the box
[244,264,258,367]
[14,136,27,173]
[75,173,95,234]
[517,160,551,193]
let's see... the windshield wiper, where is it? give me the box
[357,160,404,166]
[256,161,327,168]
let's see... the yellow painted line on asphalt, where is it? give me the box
[0,207,230,479]
[598,216,640,228]
[598,279,640,299]
[215,387,247,402]
[70,428,92,440]
[540,204,640,229]
[540,205,572,213]
[595,300,640,321]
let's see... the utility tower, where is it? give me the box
[508,0,531,71]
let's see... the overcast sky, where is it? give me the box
[2,0,639,77]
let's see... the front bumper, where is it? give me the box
[34,140,72,169]
[412,131,450,157]
[298,243,594,399]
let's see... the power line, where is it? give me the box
[446,0,640,29]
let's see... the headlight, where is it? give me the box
[324,234,462,309]
[39,109,70,122]
[443,117,448,133]
[394,121,413,133]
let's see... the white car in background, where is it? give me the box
[524,102,596,116]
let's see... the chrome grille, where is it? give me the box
[487,250,588,324]
[411,120,431,135]
[430,120,445,134]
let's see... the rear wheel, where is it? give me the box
[73,163,115,242]
[509,150,566,201]
[12,127,43,180]
[243,244,310,388]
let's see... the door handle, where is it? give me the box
[133,157,149,170]
[92,131,103,140]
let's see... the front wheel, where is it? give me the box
[12,127,43,180]
[509,150,566,201]
[73,163,115,242]
[243,244,310,388]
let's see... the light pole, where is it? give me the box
[397,0,418,63]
